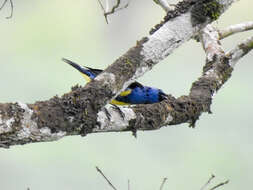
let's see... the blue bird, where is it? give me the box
[62,58,167,105]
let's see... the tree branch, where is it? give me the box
[226,35,253,67]
[219,21,253,39]
[0,0,241,148]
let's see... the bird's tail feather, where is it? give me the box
[62,58,87,74]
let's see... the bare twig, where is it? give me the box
[0,0,13,19]
[110,1,130,13]
[97,0,130,23]
[6,0,12,18]
[209,180,229,190]
[104,0,121,17]
[96,166,118,190]
[199,174,229,190]
[97,0,108,24]
[200,174,215,190]
[219,21,253,40]
[0,0,7,9]
[98,0,106,13]
[159,177,168,190]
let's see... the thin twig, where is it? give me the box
[0,0,7,10]
[111,2,130,13]
[0,0,13,19]
[97,0,108,24]
[97,0,130,24]
[200,174,215,190]
[219,21,253,40]
[97,0,106,13]
[6,0,13,19]
[159,177,168,190]
[128,179,130,190]
[104,0,120,17]
[209,180,229,190]
[96,166,118,190]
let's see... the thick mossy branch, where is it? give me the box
[0,47,243,148]
[190,57,233,112]
[0,0,237,148]
[73,0,233,130]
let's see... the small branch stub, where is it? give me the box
[219,21,253,39]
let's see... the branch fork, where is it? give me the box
[1,0,252,148]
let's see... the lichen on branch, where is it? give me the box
[0,0,245,148]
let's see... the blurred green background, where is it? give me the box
[0,0,252,189]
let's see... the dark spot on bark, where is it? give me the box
[191,0,223,26]
[165,96,200,127]
[130,100,172,130]
[238,42,253,56]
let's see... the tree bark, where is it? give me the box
[1,0,249,148]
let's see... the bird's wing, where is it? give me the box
[127,81,144,89]
[118,81,144,97]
